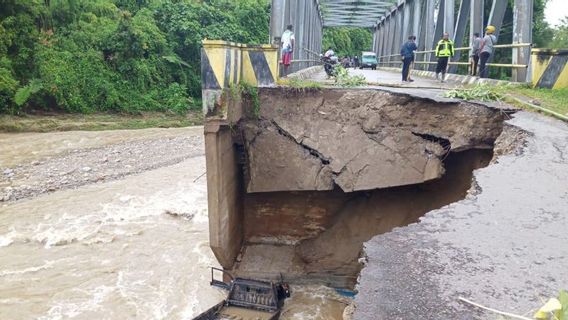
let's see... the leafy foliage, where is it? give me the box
[14,78,42,106]
[239,81,261,118]
[534,290,568,320]
[551,17,568,48]
[444,85,505,102]
[0,0,270,114]
[279,78,323,89]
[323,27,372,57]
[334,66,367,87]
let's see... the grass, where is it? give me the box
[507,86,568,117]
[0,111,203,133]
[277,78,323,89]
[239,81,261,118]
[444,84,568,119]
[444,85,505,102]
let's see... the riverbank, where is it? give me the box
[0,127,204,202]
[0,111,203,133]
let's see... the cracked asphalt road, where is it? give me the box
[353,111,568,319]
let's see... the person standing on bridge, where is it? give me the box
[401,35,417,82]
[281,25,295,77]
[435,32,454,83]
[470,33,481,76]
[478,26,497,79]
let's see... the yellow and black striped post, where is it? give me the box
[201,40,279,114]
[241,45,279,87]
[531,49,568,89]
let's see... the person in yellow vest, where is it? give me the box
[435,32,454,83]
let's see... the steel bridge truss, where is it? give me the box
[321,0,398,28]
[270,0,534,82]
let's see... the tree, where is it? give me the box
[551,17,568,48]
[0,0,272,114]
[323,27,373,57]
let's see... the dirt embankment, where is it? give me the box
[241,88,504,194]
[0,128,204,202]
[225,87,518,288]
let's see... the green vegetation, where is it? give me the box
[444,85,505,102]
[239,81,261,118]
[534,290,568,320]
[451,0,559,79]
[509,86,568,116]
[278,78,323,89]
[551,17,568,49]
[322,27,372,57]
[0,0,269,116]
[0,112,201,132]
[444,83,568,118]
[334,66,367,87]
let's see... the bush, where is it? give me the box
[0,66,19,113]
[334,66,367,87]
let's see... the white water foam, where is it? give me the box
[0,260,56,277]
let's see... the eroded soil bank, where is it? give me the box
[222,87,509,291]
[235,149,493,288]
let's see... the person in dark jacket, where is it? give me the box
[400,35,417,82]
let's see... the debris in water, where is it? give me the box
[164,210,195,221]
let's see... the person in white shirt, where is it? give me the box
[281,25,295,77]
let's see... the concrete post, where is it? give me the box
[513,0,533,82]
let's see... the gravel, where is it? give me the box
[0,134,204,202]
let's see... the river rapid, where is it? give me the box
[0,128,348,320]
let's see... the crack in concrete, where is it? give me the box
[269,119,331,165]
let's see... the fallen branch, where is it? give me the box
[193,171,206,183]
[458,296,533,320]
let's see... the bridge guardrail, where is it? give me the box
[377,43,532,69]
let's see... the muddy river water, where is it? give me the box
[0,128,349,320]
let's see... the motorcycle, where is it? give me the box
[320,54,339,77]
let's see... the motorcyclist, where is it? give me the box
[321,47,338,77]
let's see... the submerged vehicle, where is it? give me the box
[193,268,290,320]
[360,51,378,70]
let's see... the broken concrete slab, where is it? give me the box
[240,88,504,193]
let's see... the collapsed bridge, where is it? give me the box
[202,49,506,286]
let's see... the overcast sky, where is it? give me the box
[545,0,568,27]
